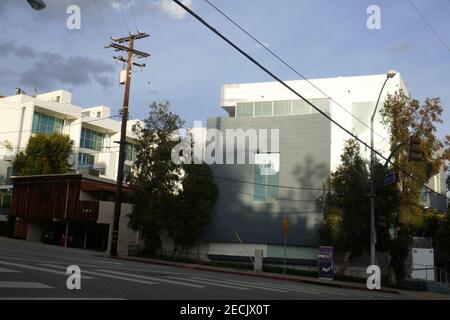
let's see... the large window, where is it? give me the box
[125,143,136,162]
[0,190,11,216]
[78,152,95,171]
[273,100,291,116]
[32,112,64,135]
[254,101,272,117]
[253,153,279,202]
[235,99,330,118]
[236,102,254,117]
[80,127,105,151]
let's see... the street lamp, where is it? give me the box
[26,0,46,10]
[369,70,397,266]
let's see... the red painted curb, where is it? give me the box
[111,256,400,295]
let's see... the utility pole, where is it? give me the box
[106,32,150,256]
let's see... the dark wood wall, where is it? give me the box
[10,175,97,221]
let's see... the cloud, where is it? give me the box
[390,42,413,55]
[0,40,114,90]
[155,0,192,20]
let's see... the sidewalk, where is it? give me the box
[113,255,400,294]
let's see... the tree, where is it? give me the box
[380,90,450,282]
[13,133,73,175]
[167,162,218,254]
[318,139,370,272]
[128,102,184,253]
[128,102,218,255]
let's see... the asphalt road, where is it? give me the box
[0,237,425,300]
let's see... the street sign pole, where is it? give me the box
[284,235,288,276]
[283,216,288,276]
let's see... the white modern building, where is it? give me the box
[0,89,142,183]
[0,89,142,225]
[196,73,447,264]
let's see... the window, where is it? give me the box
[96,111,101,118]
[78,153,95,171]
[273,100,291,116]
[236,102,254,117]
[254,101,272,117]
[125,143,136,161]
[80,127,105,151]
[292,100,310,115]
[310,98,330,113]
[32,112,64,135]
[253,153,279,202]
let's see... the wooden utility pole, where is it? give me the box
[106,32,149,256]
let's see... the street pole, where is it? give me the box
[369,71,396,266]
[283,235,287,275]
[106,33,149,256]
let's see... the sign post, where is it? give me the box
[283,216,288,275]
[318,246,334,280]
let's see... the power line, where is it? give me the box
[407,0,450,54]
[172,0,450,202]
[94,0,113,38]
[117,0,131,34]
[202,0,391,146]
[213,175,325,191]
[130,0,140,32]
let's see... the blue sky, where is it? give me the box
[0,0,448,138]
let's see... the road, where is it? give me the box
[0,237,424,300]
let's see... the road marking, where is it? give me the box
[165,276,250,291]
[187,276,289,293]
[95,269,205,288]
[39,264,162,286]
[0,297,126,300]
[93,260,122,265]
[0,261,96,280]
[0,282,54,289]
[0,267,21,273]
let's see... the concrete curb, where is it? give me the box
[112,256,400,295]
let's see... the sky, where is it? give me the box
[0,0,449,138]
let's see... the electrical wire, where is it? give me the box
[117,0,132,34]
[130,0,140,32]
[94,0,113,38]
[171,0,449,202]
[407,0,450,54]
[202,0,391,146]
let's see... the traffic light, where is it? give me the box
[408,135,422,162]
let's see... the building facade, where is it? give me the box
[0,89,142,225]
[199,74,447,264]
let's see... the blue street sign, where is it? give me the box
[384,172,395,186]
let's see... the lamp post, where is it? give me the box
[26,0,46,10]
[370,70,397,266]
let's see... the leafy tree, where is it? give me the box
[167,162,218,254]
[13,133,73,175]
[128,102,218,255]
[380,90,450,282]
[128,102,184,253]
[318,139,370,271]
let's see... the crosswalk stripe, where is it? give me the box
[0,261,96,280]
[187,276,289,293]
[0,267,20,273]
[39,264,161,286]
[95,269,205,289]
[0,297,126,300]
[254,281,348,296]
[165,276,250,291]
[0,282,53,289]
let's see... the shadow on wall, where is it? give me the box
[201,154,329,249]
